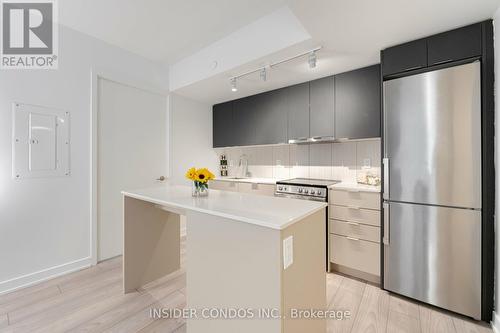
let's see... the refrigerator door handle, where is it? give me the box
[383,202,390,245]
[383,158,389,200]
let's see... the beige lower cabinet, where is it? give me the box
[210,180,275,196]
[329,189,380,210]
[209,179,239,192]
[330,234,380,276]
[237,182,275,196]
[329,219,380,243]
[329,189,381,283]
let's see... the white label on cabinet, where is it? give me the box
[283,236,293,269]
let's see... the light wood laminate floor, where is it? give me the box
[0,236,492,333]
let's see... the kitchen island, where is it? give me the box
[122,185,327,333]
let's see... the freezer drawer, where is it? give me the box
[383,202,481,319]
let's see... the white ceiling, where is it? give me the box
[175,0,500,104]
[58,0,287,64]
[59,0,500,104]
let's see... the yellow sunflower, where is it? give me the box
[185,167,197,181]
[195,168,212,183]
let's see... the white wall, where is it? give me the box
[494,8,500,330]
[0,25,168,293]
[169,93,218,185]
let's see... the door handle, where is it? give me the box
[156,176,165,181]
[383,158,389,200]
[383,202,390,245]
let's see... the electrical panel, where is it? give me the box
[12,103,70,179]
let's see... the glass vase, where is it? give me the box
[192,181,209,197]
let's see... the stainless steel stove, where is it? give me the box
[275,178,340,202]
[275,178,340,271]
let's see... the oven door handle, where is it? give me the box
[274,192,327,202]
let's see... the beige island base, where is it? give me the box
[122,185,327,333]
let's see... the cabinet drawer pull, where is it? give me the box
[288,137,308,144]
[403,65,422,72]
[346,236,360,241]
[347,189,360,193]
[432,59,453,65]
[346,221,360,226]
[347,205,360,210]
[308,136,335,143]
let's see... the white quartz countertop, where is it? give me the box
[122,185,327,230]
[212,177,281,185]
[329,182,381,193]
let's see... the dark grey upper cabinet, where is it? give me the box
[383,22,483,78]
[287,82,310,141]
[382,39,427,77]
[233,96,257,146]
[309,76,334,138]
[335,64,381,139]
[212,101,234,148]
[427,23,481,66]
[254,88,288,145]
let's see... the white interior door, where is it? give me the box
[97,78,167,261]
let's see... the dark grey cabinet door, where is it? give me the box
[254,88,288,145]
[334,64,381,139]
[212,101,234,148]
[310,76,334,138]
[287,82,310,141]
[233,95,257,146]
[427,23,481,66]
[382,39,427,77]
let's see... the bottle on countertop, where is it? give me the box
[219,154,228,177]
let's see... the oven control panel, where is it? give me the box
[275,184,327,198]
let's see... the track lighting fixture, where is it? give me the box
[260,68,267,81]
[308,51,317,69]
[229,46,322,91]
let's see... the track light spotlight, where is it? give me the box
[260,68,267,81]
[308,51,317,69]
[230,78,237,92]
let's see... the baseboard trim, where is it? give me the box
[0,257,92,295]
[492,311,500,333]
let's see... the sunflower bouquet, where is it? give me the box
[185,167,215,196]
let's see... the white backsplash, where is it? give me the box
[215,138,381,182]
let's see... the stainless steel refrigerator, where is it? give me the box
[383,61,482,319]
